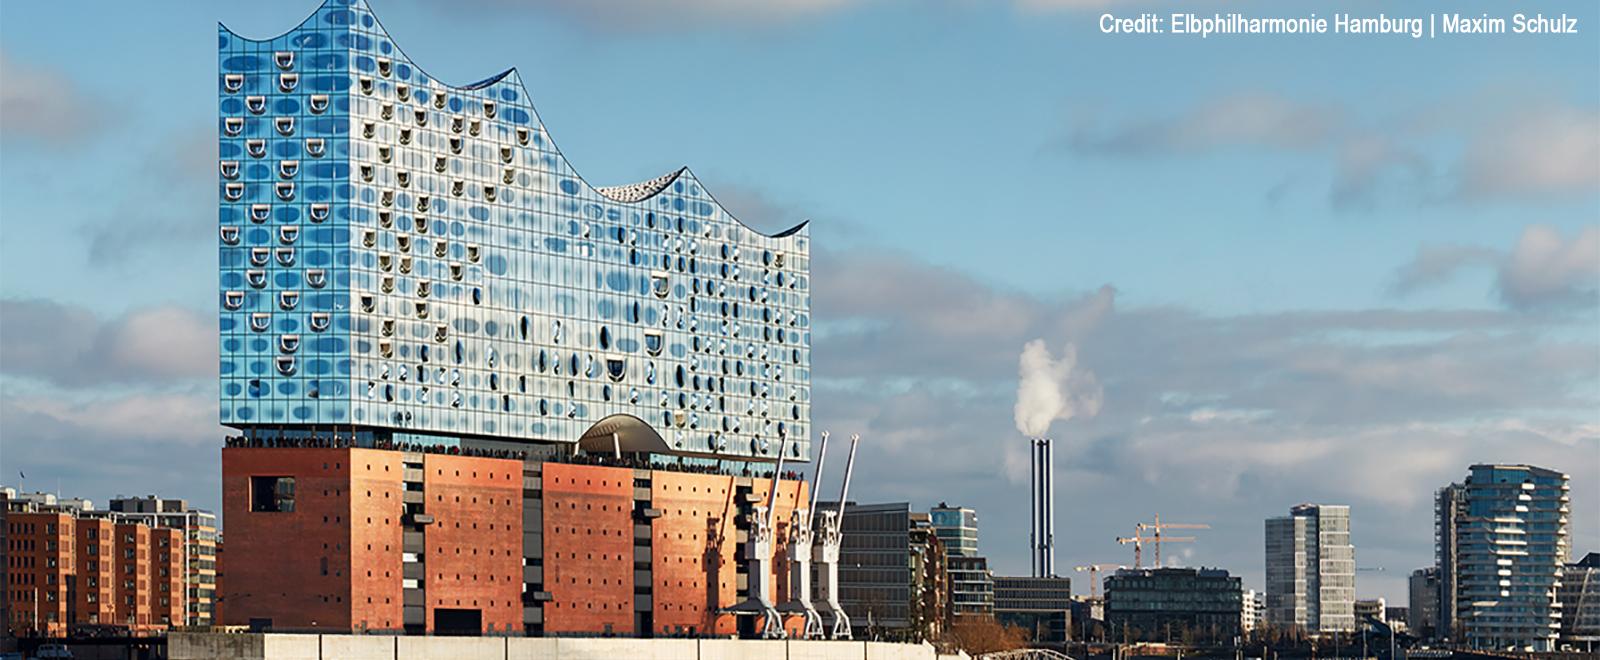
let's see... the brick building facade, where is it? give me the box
[4,509,184,637]
[221,447,806,637]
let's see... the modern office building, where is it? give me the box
[948,557,995,617]
[1104,567,1242,644]
[106,497,219,627]
[1408,567,1440,639]
[929,504,978,559]
[836,503,921,638]
[3,490,186,637]
[994,576,1072,645]
[218,0,813,637]
[1265,503,1355,635]
[1438,465,1570,651]
[929,503,993,618]
[1559,552,1599,652]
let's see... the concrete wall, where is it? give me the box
[170,633,943,660]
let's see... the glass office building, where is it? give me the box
[1265,503,1355,635]
[217,0,812,462]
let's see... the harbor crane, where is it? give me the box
[812,433,860,640]
[723,434,790,638]
[777,432,828,639]
[1135,514,1210,568]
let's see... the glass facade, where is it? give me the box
[1264,503,1355,635]
[218,0,811,461]
[1448,464,1570,651]
[1105,567,1242,644]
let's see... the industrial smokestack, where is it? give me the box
[1030,437,1056,577]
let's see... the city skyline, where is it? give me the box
[1,0,1597,608]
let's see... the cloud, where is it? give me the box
[1057,91,1599,210]
[1456,106,1600,200]
[82,127,216,265]
[1328,135,1433,212]
[0,51,97,145]
[804,246,1599,599]
[1061,92,1343,157]
[0,388,222,514]
[1498,224,1600,309]
[0,299,215,388]
[1391,224,1600,310]
[1390,244,1500,295]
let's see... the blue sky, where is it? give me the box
[1,0,1596,603]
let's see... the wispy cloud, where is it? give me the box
[1456,105,1600,200]
[0,50,98,145]
[1391,224,1600,310]
[1060,92,1343,157]
[0,299,215,388]
[1055,90,1599,210]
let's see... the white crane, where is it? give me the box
[723,434,790,638]
[813,433,859,640]
[778,431,828,638]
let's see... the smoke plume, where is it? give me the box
[1013,339,1103,437]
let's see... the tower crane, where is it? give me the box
[1115,531,1195,568]
[1136,514,1210,568]
[1072,564,1126,599]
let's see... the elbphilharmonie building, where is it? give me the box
[218,0,812,462]
[217,0,817,636]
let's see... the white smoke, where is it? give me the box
[1013,339,1103,437]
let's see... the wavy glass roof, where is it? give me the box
[217,0,813,461]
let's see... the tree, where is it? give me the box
[946,616,1027,656]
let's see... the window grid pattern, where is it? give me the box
[219,0,811,461]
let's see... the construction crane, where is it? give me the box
[1115,532,1195,568]
[1072,564,1125,599]
[1136,514,1210,568]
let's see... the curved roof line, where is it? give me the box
[225,0,809,241]
[217,0,323,42]
[594,167,688,204]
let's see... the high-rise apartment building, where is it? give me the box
[217,0,815,637]
[1435,482,1465,640]
[1438,464,1570,651]
[1264,503,1355,635]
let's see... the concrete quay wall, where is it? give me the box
[169,633,957,660]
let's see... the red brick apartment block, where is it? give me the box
[4,512,185,637]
